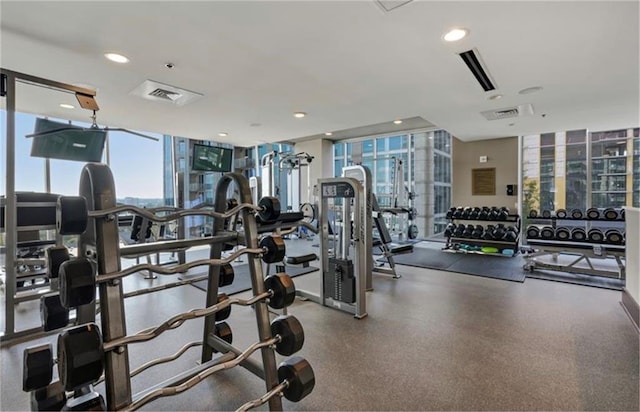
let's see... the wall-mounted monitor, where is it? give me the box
[30,118,107,162]
[192,144,233,173]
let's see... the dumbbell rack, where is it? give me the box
[524,213,626,278]
[443,212,521,257]
[52,163,294,411]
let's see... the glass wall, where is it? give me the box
[432,130,452,234]
[521,127,640,217]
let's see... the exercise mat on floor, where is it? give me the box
[180,264,319,295]
[393,246,527,282]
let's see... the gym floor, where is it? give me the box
[1,239,638,411]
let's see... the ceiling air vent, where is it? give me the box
[375,0,413,12]
[459,49,496,92]
[481,104,535,121]
[130,80,203,106]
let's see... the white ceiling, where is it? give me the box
[1,1,638,146]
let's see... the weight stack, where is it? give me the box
[324,258,355,304]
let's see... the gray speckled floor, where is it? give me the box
[1,239,638,411]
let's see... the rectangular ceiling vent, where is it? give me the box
[375,0,413,12]
[130,80,203,106]
[459,49,496,92]
[481,104,535,121]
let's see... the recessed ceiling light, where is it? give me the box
[508,123,516,127]
[104,52,129,63]
[443,28,468,42]
[59,103,75,109]
[393,120,403,124]
[293,112,306,118]
[488,94,503,100]
[325,132,333,136]
[518,86,543,95]
[218,132,228,137]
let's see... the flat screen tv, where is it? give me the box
[30,118,107,162]
[192,144,233,172]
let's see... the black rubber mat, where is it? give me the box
[445,253,527,282]
[393,247,466,269]
[180,264,319,295]
[393,246,527,282]
[525,271,624,291]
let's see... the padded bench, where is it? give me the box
[285,253,317,267]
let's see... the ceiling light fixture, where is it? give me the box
[518,86,543,95]
[218,132,228,137]
[393,120,403,124]
[59,103,75,109]
[443,28,468,42]
[488,94,503,100]
[325,132,333,136]
[104,52,130,63]
[293,112,306,118]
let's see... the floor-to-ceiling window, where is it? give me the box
[521,127,639,219]
[432,130,452,234]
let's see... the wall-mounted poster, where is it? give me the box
[472,168,496,195]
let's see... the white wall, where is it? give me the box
[452,136,519,210]
[625,208,640,304]
[294,138,334,204]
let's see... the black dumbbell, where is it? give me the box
[605,229,624,244]
[588,228,604,243]
[443,223,455,238]
[620,209,625,221]
[528,209,539,219]
[219,263,235,287]
[556,209,567,219]
[57,196,89,235]
[603,208,619,220]
[541,210,552,218]
[453,224,465,237]
[540,226,555,240]
[258,196,281,222]
[30,381,67,412]
[570,209,583,219]
[277,357,315,403]
[23,344,54,392]
[59,258,96,309]
[453,207,464,218]
[586,208,600,220]
[503,226,518,242]
[498,208,510,221]
[259,235,286,264]
[526,225,540,239]
[470,207,481,220]
[471,225,484,239]
[46,246,70,279]
[461,207,472,219]
[446,207,456,219]
[479,207,490,220]
[555,227,571,241]
[41,294,69,332]
[571,227,587,241]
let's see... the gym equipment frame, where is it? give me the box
[0,68,100,342]
[296,177,368,318]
